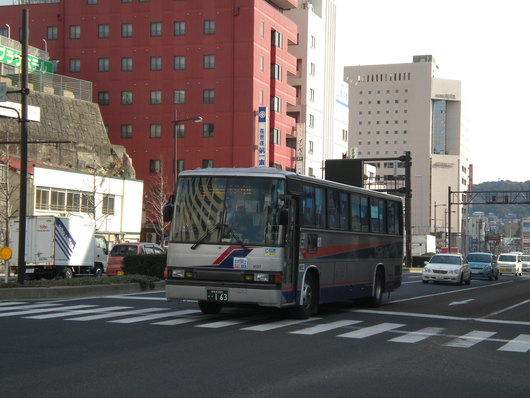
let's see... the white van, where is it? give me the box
[497,253,523,276]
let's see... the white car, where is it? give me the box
[497,253,523,276]
[422,253,471,285]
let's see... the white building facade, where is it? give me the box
[286,0,348,178]
[31,165,143,243]
[344,55,469,244]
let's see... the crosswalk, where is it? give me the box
[1,301,529,353]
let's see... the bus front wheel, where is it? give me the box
[295,272,318,319]
[198,301,223,315]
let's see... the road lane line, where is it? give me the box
[66,307,167,321]
[109,309,200,324]
[498,334,530,353]
[152,314,218,326]
[389,327,444,343]
[480,299,530,318]
[388,280,513,303]
[0,303,61,312]
[445,331,497,348]
[25,306,130,319]
[242,318,318,332]
[337,322,405,339]
[196,315,264,328]
[290,320,362,335]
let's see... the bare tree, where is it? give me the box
[0,149,20,247]
[144,160,171,245]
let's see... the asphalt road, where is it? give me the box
[1,272,529,398]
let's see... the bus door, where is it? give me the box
[284,195,300,305]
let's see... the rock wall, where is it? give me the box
[0,87,135,178]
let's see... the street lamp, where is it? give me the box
[172,110,203,184]
[5,24,10,39]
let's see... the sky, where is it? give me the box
[1,0,527,183]
[334,0,530,184]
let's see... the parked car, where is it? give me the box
[422,253,471,285]
[497,253,523,276]
[521,255,530,273]
[466,252,498,281]
[106,242,165,276]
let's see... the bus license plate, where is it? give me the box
[207,289,228,302]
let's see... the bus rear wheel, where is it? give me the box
[369,268,384,307]
[198,301,223,315]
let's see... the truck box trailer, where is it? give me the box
[9,216,108,279]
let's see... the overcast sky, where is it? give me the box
[335,0,530,184]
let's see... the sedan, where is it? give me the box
[422,253,471,285]
[466,252,499,281]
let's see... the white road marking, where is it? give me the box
[481,299,530,318]
[25,306,129,319]
[0,304,94,318]
[498,334,530,353]
[290,320,362,335]
[389,327,444,343]
[0,302,25,307]
[445,331,497,348]
[196,316,264,329]
[0,303,61,312]
[66,307,167,321]
[152,314,217,326]
[109,309,200,324]
[449,299,475,306]
[337,322,405,339]
[104,295,167,301]
[242,318,318,332]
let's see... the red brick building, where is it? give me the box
[1,0,298,184]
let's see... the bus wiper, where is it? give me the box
[191,223,221,250]
[227,229,247,250]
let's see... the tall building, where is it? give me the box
[285,0,348,178]
[1,0,299,182]
[344,55,469,247]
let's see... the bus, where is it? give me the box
[164,167,403,318]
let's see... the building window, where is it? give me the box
[308,140,314,154]
[102,195,115,215]
[121,57,133,72]
[203,89,215,104]
[150,90,162,104]
[36,188,50,210]
[271,30,282,48]
[98,24,109,39]
[342,129,348,142]
[98,91,109,105]
[310,35,316,49]
[271,128,281,145]
[150,56,162,71]
[260,21,265,37]
[309,114,314,128]
[260,55,264,72]
[173,90,185,104]
[271,96,281,113]
[98,58,109,72]
[203,123,214,137]
[121,124,132,138]
[271,63,282,81]
[177,159,185,174]
[174,55,185,70]
[175,124,185,138]
[309,88,315,102]
[203,20,215,35]
[121,91,132,105]
[121,0,132,3]
[69,58,80,73]
[121,23,133,38]
[310,62,315,76]
[47,26,58,40]
[203,55,215,69]
[149,160,161,174]
[202,159,214,168]
[87,0,98,4]
[150,124,161,138]
[69,25,80,39]
[174,21,186,36]
[150,22,162,37]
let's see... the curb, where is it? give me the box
[0,280,165,301]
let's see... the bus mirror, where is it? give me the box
[279,207,289,226]
[163,195,175,222]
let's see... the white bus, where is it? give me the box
[164,167,403,318]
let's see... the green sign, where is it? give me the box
[0,44,53,74]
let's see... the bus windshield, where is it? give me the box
[170,176,286,247]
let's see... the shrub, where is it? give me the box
[122,253,167,279]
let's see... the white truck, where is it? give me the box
[9,216,108,279]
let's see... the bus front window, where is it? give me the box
[171,176,286,246]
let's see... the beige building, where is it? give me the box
[344,55,469,247]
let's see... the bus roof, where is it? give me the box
[178,167,403,202]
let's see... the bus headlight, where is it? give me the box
[172,269,185,278]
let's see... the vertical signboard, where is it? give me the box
[257,107,268,166]
[295,123,305,175]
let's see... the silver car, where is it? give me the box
[521,255,530,273]
[422,253,471,285]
